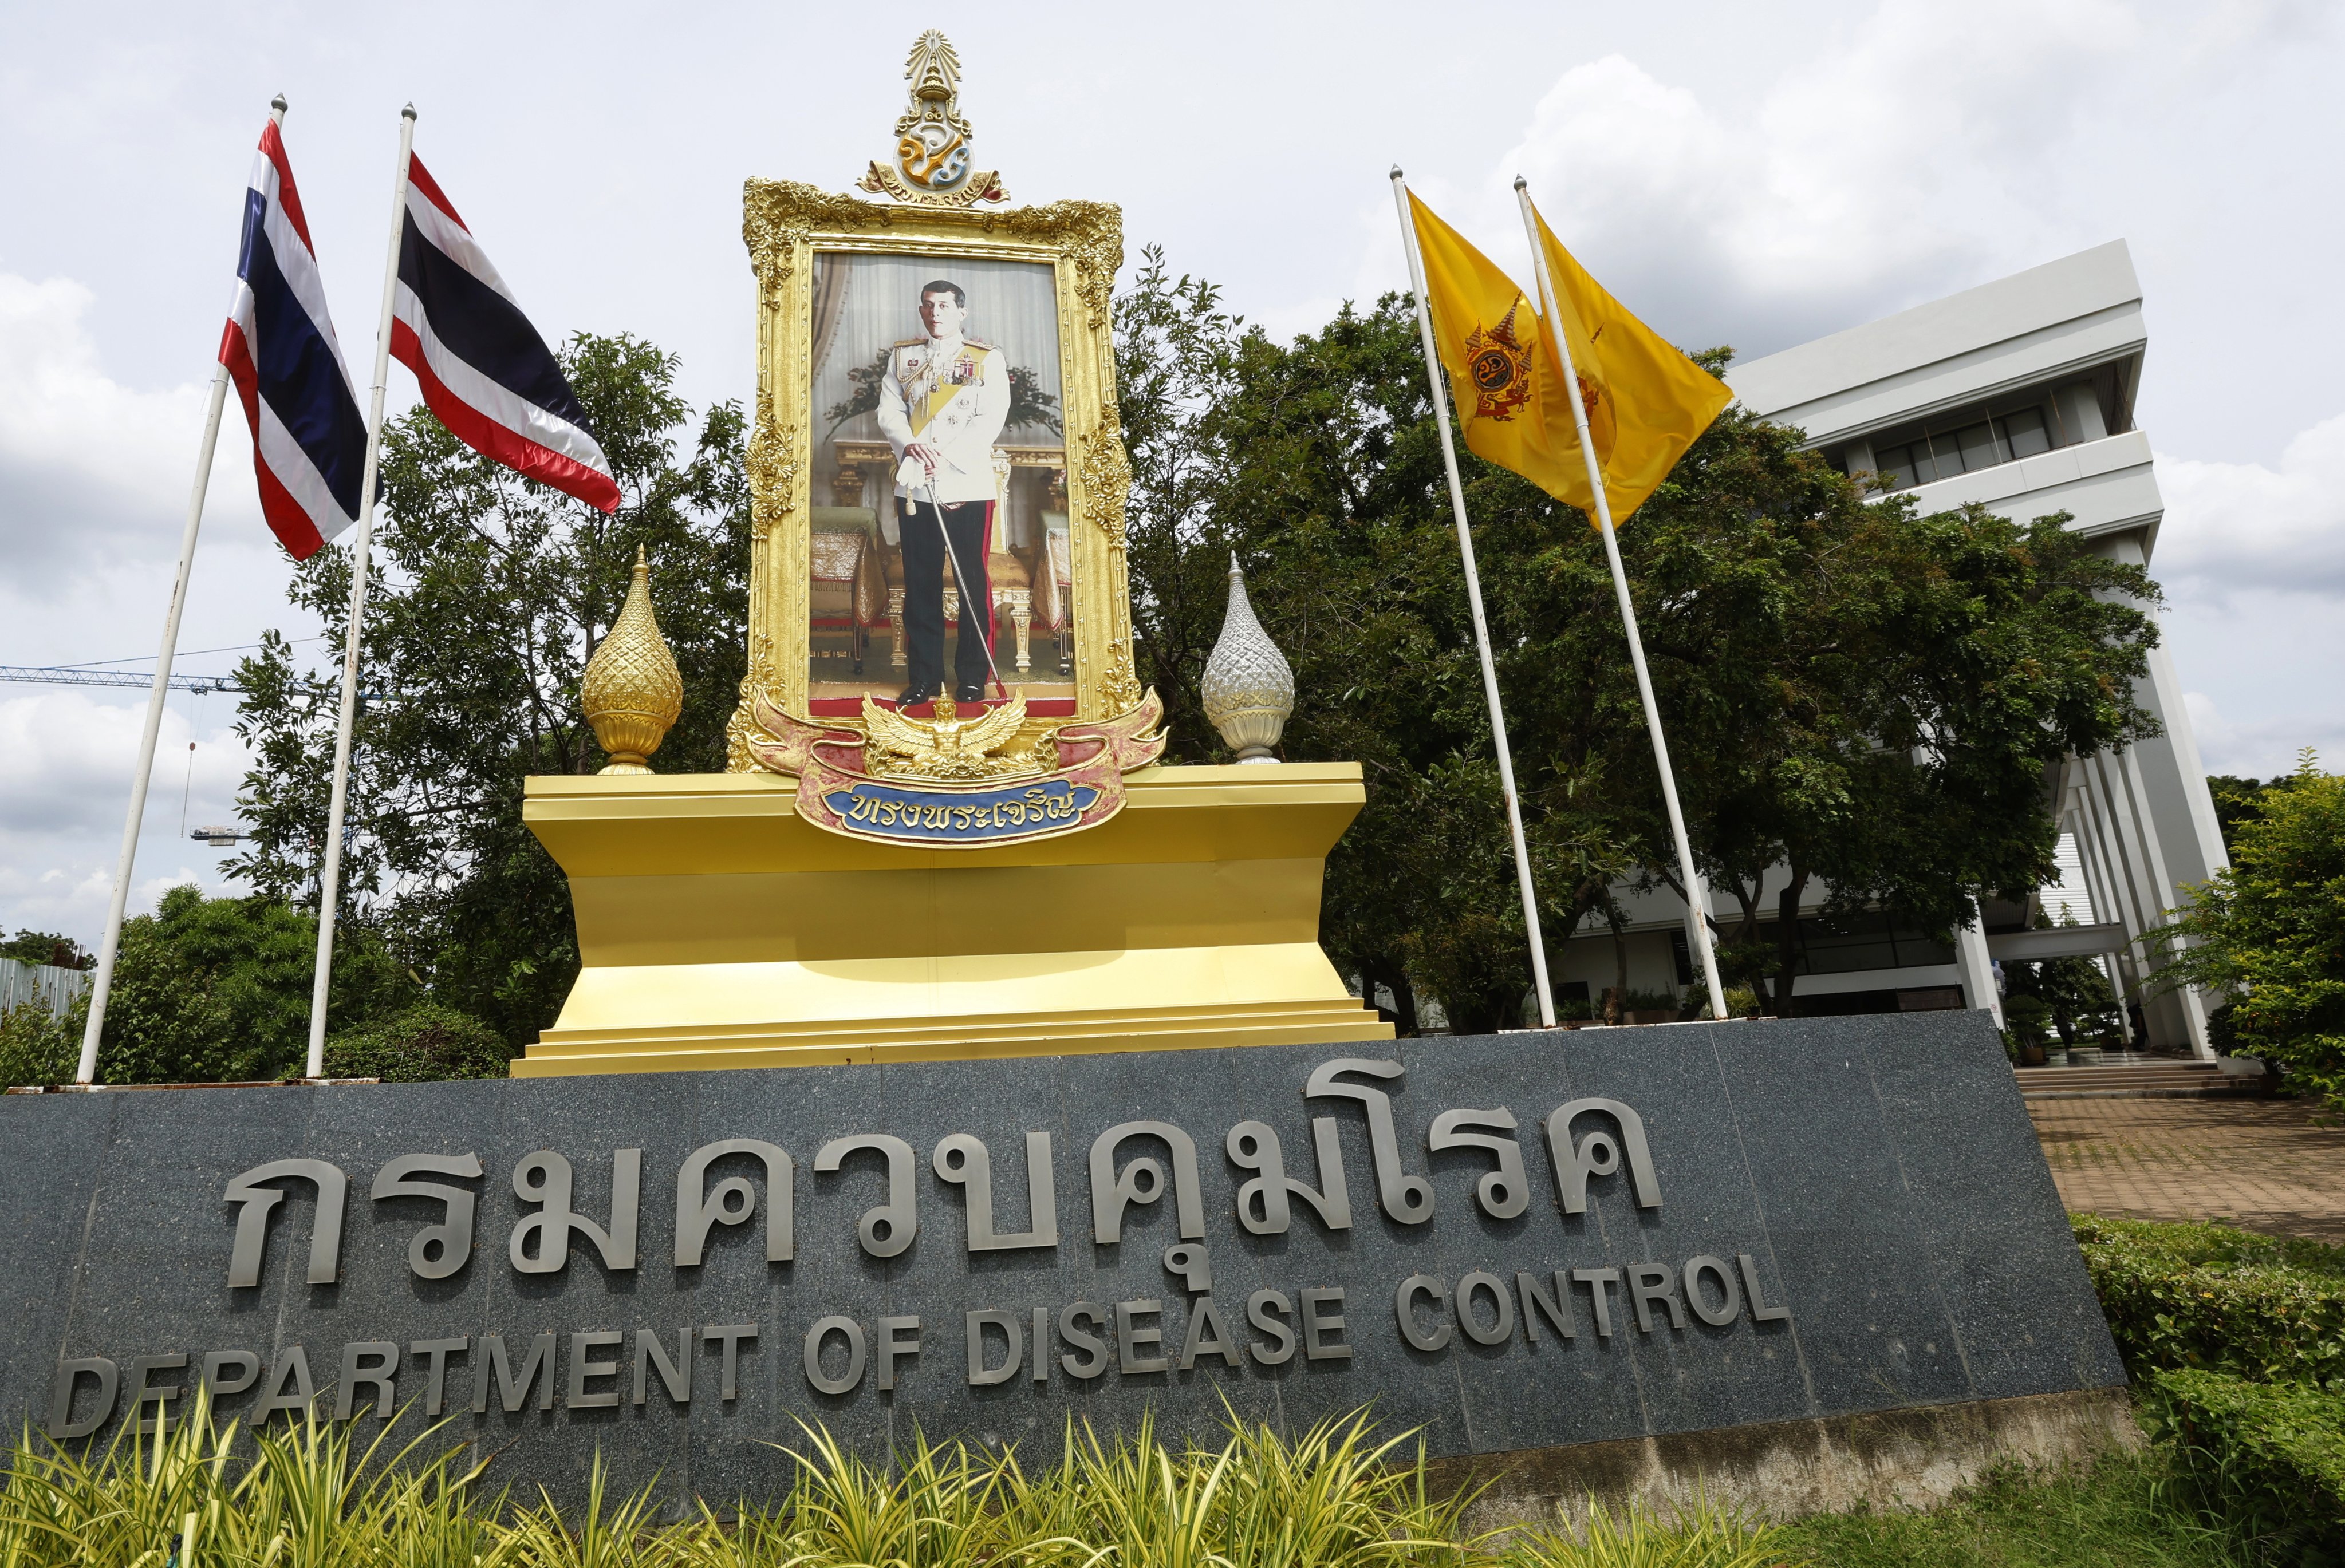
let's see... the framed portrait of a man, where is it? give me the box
[730,181,1141,769]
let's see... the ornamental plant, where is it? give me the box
[2156,753,2345,1108]
[2073,1214,2345,1391]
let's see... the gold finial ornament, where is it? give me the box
[859,30,1009,208]
[581,547,684,775]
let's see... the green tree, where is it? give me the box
[1116,259,1633,1033]
[2208,771,2297,856]
[228,334,747,1048]
[2158,752,2345,1106]
[2006,949,2122,1047]
[1110,260,2165,1027]
[0,930,86,969]
[84,885,408,1083]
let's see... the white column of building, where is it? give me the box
[2072,767,2145,1044]
[2117,744,2215,1058]
[2090,749,2182,1048]
[1952,899,2003,1028]
[2087,531,2223,1056]
[2063,784,2137,1044]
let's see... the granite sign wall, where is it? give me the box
[0,1013,2123,1506]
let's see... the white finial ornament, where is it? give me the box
[1201,553,1294,764]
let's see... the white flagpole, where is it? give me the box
[1389,168,1557,1030]
[304,104,416,1080]
[1512,176,1729,1022]
[73,95,290,1086]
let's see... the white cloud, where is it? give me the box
[0,274,232,576]
[2184,689,2344,780]
[2154,412,2345,599]
[0,689,250,939]
[2147,413,2345,779]
[1350,0,2288,366]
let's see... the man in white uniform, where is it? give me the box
[874,278,1011,704]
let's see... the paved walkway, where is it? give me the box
[2031,1094,2345,1243]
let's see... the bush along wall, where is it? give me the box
[320,1003,514,1083]
[2147,1368,2345,1562]
[2074,1215,2345,1389]
[2077,1214,2345,1557]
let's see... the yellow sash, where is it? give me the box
[903,343,985,437]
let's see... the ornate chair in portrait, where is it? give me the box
[1012,461,1073,673]
[807,505,885,676]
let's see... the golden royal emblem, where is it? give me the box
[747,689,1169,848]
[860,31,1009,208]
[1463,297,1535,422]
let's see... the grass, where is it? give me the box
[1771,1447,2256,1567]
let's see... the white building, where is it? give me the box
[1554,241,2226,1054]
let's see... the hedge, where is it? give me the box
[2074,1214,2345,1391]
[2146,1366,2345,1561]
[320,1002,513,1083]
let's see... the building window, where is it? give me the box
[1868,404,2054,492]
[1747,910,1956,974]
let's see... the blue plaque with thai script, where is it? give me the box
[817,776,1105,845]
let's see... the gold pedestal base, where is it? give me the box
[518,764,1392,1075]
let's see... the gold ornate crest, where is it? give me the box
[859,31,1008,209]
[861,694,1045,781]
[1464,297,1534,422]
[744,688,1167,848]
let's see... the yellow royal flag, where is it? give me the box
[1528,199,1731,525]
[1406,192,1585,508]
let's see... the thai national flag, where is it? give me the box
[391,156,621,512]
[218,118,368,560]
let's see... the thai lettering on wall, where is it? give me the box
[45,1056,1792,1438]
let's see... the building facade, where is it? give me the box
[1552,241,2226,1053]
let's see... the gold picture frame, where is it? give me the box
[728,179,1144,771]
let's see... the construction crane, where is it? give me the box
[0,665,239,695]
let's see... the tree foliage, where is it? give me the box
[1111,253,2165,1027]
[0,930,86,969]
[79,886,407,1083]
[2159,753,2345,1106]
[2208,771,2300,857]
[228,334,747,1048]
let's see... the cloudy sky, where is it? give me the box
[2,0,2339,946]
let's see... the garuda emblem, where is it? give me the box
[746,689,1168,848]
[1464,297,1534,422]
[860,694,1039,781]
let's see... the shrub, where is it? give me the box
[2146,1366,2345,1560]
[2074,1215,2345,1390]
[322,1002,513,1083]
[2155,755,2345,1109]
[0,998,78,1087]
[97,887,412,1083]
[2003,993,2054,1044]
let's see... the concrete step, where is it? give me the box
[2014,1060,2266,1100]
